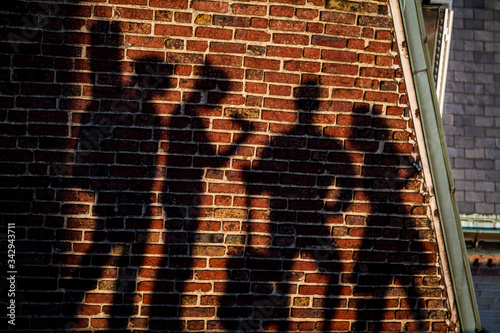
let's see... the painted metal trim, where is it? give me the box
[393,0,482,332]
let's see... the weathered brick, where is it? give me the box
[3,1,459,331]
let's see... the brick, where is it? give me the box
[365,41,392,53]
[358,15,391,27]
[297,8,319,19]
[210,42,246,53]
[111,21,151,34]
[267,46,303,58]
[187,40,208,52]
[312,35,346,48]
[251,17,268,29]
[264,98,297,111]
[269,85,291,96]
[320,11,356,24]
[270,5,295,17]
[232,4,267,16]
[116,7,154,20]
[245,57,280,70]
[322,49,358,63]
[274,33,309,45]
[155,24,193,37]
[284,60,320,72]
[322,63,358,75]
[325,24,361,37]
[265,72,300,84]
[246,82,267,94]
[166,52,204,64]
[150,0,189,9]
[191,0,228,12]
[332,88,363,100]
[196,27,232,39]
[126,36,164,48]
[235,29,270,42]
[213,15,251,27]
[365,91,399,103]
[206,54,242,67]
[127,50,165,61]
[270,19,306,32]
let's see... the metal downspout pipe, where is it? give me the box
[394,0,482,331]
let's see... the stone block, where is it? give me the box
[485,84,497,94]
[444,103,465,115]
[465,83,484,94]
[465,168,485,179]
[447,59,464,71]
[474,137,495,148]
[485,192,500,203]
[454,93,475,104]
[475,202,495,214]
[465,19,484,29]
[452,168,465,180]
[474,30,495,41]
[464,0,484,9]
[458,202,475,214]
[474,72,494,84]
[485,148,500,159]
[453,51,474,62]
[457,6,475,17]
[485,170,500,181]
[446,81,465,93]
[474,51,495,63]
[455,135,475,148]
[475,116,495,127]
[486,128,500,137]
[456,180,475,190]
[442,114,454,126]
[444,126,465,136]
[448,147,465,158]
[485,106,500,116]
[453,17,464,29]
[484,41,497,52]
[474,181,495,192]
[455,158,474,168]
[464,40,484,51]
[475,159,495,169]
[464,126,485,137]
[474,8,494,19]
[464,61,484,72]
[465,191,485,202]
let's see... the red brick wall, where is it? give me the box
[1,0,456,331]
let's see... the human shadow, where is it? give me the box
[55,21,150,331]
[214,80,429,332]
[141,61,253,332]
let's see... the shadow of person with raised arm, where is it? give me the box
[212,78,346,332]
[54,21,159,331]
[215,76,429,332]
[141,62,254,332]
[314,99,430,332]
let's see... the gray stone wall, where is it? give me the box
[443,0,500,216]
[472,274,500,332]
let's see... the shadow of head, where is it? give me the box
[135,57,175,90]
[295,78,321,111]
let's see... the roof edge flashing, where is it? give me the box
[390,0,482,332]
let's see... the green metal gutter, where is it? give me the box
[397,0,482,332]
